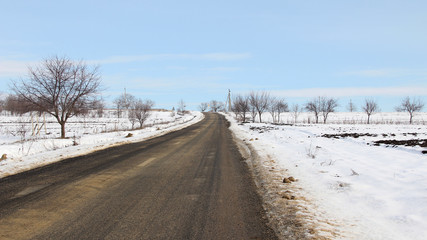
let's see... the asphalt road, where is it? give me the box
[0,113,277,240]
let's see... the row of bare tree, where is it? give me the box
[0,94,106,117]
[113,93,155,129]
[228,91,424,124]
[232,92,289,123]
[198,100,225,113]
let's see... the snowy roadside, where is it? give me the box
[223,113,427,240]
[0,112,204,179]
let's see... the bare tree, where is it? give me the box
[210,100,224,112]
[321,98,338,124]
[91,98,105,117]
[4,94,35,115]
[127,97,138,129]
[0,99,4,113]
[250,104,257,123]
[11,56,101,138]
[305,97,322,124]
[232,94,250,122]
[269,97,288,123]
[130,99,154,128]
[362,99,379,124]
[395,97,424,124]
[347,99,357,112]
[275,98,289,123]
[268,97,278,123]
[291,104,301,124]
[199,102,209,112]
[249,91,270,123]
[114,93,135,118]
[177,99,186,115]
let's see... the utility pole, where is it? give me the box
[225,89,232,112]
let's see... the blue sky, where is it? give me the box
[1,0,426,111]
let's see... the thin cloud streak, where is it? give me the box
[0,60,35,77]
[343,68,427,77]
[89,53,251,64]
[271,87,427,98]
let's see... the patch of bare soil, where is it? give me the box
[249,126,279,134]
[322,132,427,154]
[371,139,427,154]
[321,133,379,139]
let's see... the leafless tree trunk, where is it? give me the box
[210,100,224,112]
[292,104,301,124]
[91,98,105,117]
[232,94,250,122]
[269,97,277,123]
[362,99,379,124]
[0,99,4,113]
[113,98,122,119]
[232,96,242,119]
[199,102,209,112]
[249,91,270,123]
[321,98,338,124]
[114,93,135,119]
[395,97,424,124]
[305,97,322,124]
[268,97,288,123]
[250,105,257,123]
[128,109,137,129]
[11,56,101,138]
[130,99,154,128]
[177,99,186,115]
[275,98,288,123]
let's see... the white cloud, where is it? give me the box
[343,68,427,77]
[0,60,34,77]
[202,67,242,72]
[89,53,251,64]
[271,87,427,98]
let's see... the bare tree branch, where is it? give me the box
[210,100,224,112]
[305,97,322,124]
[395,97,424,124]
[129,99,154,128]
[11,56,102,138]
[199,102,209,112]
[362,99,380,124]
[232,94,250,122]
[249,91,270,123]
[321,98,338,124]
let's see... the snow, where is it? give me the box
[274,111,427,125]
[0,110,204,178]
[224,112,427,240]
[2,109,427,239]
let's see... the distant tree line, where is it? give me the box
[198,100,225,113]
[202,91,425,125]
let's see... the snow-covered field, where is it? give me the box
[0,110,204,178]
[225,112,427,240]
[275,111,427,125]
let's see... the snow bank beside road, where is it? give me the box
[224,113,427,240]
[0,111,204,178]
